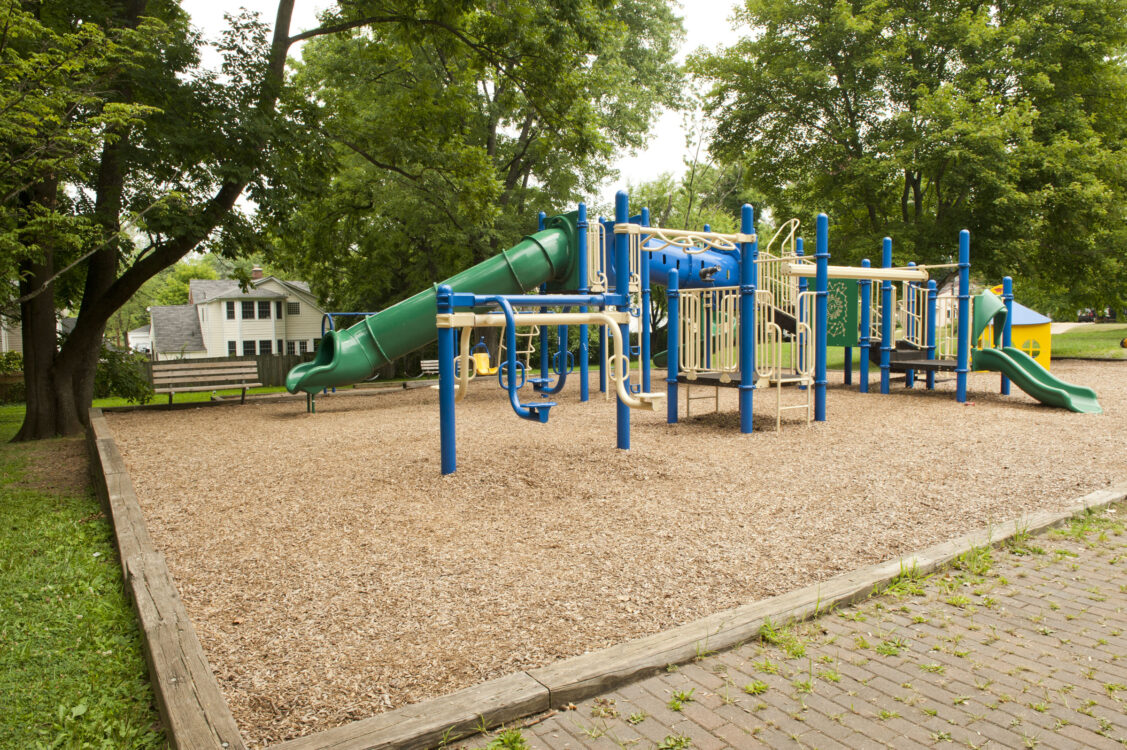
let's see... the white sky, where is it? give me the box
[181,0,745,206]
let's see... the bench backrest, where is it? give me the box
[151,360,260,390]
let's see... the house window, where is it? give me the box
[258,300,271,319]
[299,341,308,354]
[286,341,296,355]
[226,301,235,320]
[243,340,256,356]
[259,339,272,355]
[275,301,283,318]
[241,301,255,319]
[277,339,283,353]
[312,338,320,352]
[227,341,237,356]
[287,302,300,315]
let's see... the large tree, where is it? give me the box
[2,0,683,439]
[692,0,1127,314]
[255,0,683,313]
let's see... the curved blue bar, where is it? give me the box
[496,296,555,422]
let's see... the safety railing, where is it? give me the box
[761,218,800,257]
[870,283,898,343]
[899,281,930,349]
[678,286,739,382]
[587,220,607,293]
[934,293,961,359]
[757,252,805,312]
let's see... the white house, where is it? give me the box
[149,267,326,360]
[127,324,151,353]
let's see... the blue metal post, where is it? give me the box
[880,238,892,395]
[666,271,679,423]
[614,191,631,449]
[437,285,457,475]
[926,280,937,390]
[641,206,652,393]
[1001,276,1013,395]
[956,230,970,403]
[859,259,871,393]
[796,238,807,388]
[599,216,607,395]
[814,214,828,421]
[905,261,916,389]
[578,203,590,402]
[738,204,756,433]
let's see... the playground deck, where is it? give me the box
[105,360,1125,747]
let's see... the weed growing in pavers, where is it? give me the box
[946,594,973,608]
[665,664,680,673]
[817,667,841,682]
[743,680,769,695]
[792,677,814,694]
[920,663,946,674]
[666,697,684,712]
[760,618,806,658]
[626,711,647,725]
[591,697,618,719]
[953,696,969,705]
[854,634,872,649]
[932,729,953,741]
[840,610,867,622]
[671,688,694,703]
[1021,733,1040,748]
[1104,682,1126,696]
[657,733,691,749]
[718,685,738,705]
[484,728,530,750]
[912,614,930,624]
[576,721,606,740]
[878,709,900,720]
[755,658,779,674]
[876,637,908,656]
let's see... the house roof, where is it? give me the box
[189,279,286,303]
[1011,301,1051,326]
[150,305,204,352]
[128,324,150,336]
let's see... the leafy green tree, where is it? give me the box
[693,0,1127,314]
[256,0,684,313]
[2,0,683,439]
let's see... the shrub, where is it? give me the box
[94,347,153,404]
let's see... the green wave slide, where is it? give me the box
[286,214,580,395]
[969,290,1102,414]
[972,347,1102,413]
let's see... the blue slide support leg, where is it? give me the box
[859,259,871,393]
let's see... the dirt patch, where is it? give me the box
[106,361,1127,747]
[6,436,90,497]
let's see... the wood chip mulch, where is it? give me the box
[106,361,1126,747]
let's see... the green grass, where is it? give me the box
[1052,323,1127,360]
[0,412,163,747]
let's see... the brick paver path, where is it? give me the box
[473,508,1126,749]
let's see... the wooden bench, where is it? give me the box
[151,360,262,407]
[419,359,440,377]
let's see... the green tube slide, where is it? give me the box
[969,290,1101,413]
[286,219,577,395]
[972,347,1102,414]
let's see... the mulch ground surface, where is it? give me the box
[105,361,1126,746]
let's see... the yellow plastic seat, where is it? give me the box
[472,351,498,375]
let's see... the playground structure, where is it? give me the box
[285,191,1103,474]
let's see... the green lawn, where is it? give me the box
[0,406,164,748]
[1052,323,1127,360]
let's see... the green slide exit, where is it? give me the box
[972,347,1102,414]
[969,290,1101,414]
[286,219,577,395]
